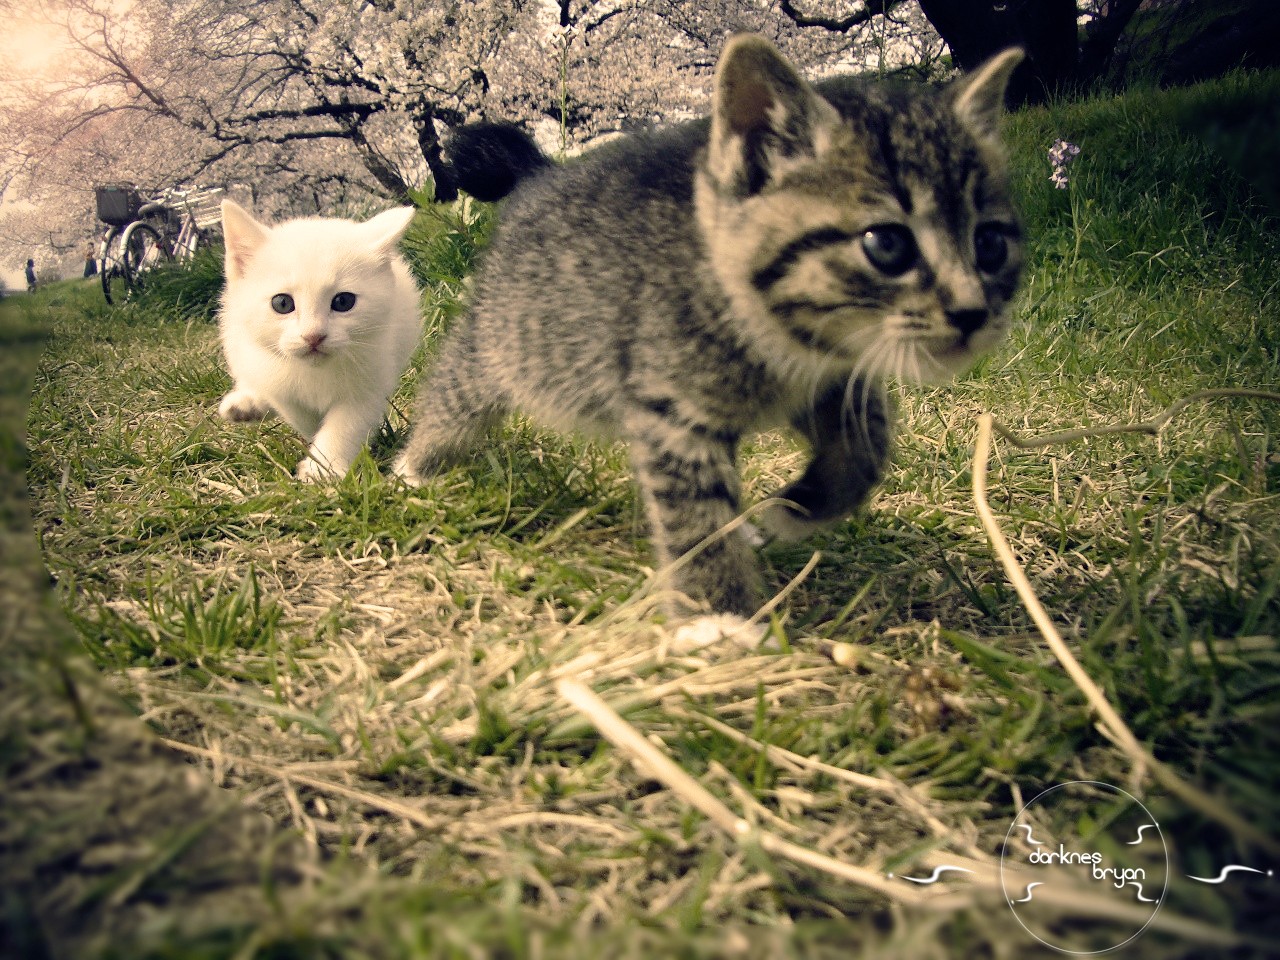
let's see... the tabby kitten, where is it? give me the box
[396,35,1024,618]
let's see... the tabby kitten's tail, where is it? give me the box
[444,122,550,202]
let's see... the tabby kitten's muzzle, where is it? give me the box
[946,308,989,343]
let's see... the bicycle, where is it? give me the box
[95,184,224,305]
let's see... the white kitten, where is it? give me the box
[217,200,422,480]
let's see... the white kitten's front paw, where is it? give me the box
[218,389,271,422]
[296,455,341,483]
[672,614,774,654]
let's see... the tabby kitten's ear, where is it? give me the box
[952,48,1024,143]
[221,200,270,283]
[706,34,837,197]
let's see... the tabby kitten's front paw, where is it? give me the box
[672,614,774,654]
[390,453,428,487]
[218,389,272,422]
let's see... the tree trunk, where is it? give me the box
[917,0,1079,106]
[415,103,458,203]
[1077,0,1144,83]
[346,124,414,200]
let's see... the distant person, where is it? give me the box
[83,245,98,278]
[25,258,37,292]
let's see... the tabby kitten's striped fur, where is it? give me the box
[396,35,1024,618]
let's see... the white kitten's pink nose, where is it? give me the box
[303,332,328,353]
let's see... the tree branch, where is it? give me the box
[778,0,902,33]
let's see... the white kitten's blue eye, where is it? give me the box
[861,225,917,276]
[331,292,357,312]
[271,294,294,314]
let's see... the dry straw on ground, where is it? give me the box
[534,390,1280,952]
[20,303,1280,953]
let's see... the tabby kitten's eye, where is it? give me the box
[861,225,917,276]
[271,294,294,314]
[974,224,1009,273]
[331,292,357,312]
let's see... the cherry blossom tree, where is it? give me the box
[1,0,547,274]
[0,0,939,277]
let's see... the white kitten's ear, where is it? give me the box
[220,200,270,282]
[953,48,1024,142]
[363,206,417,259]
[706,33,837,197]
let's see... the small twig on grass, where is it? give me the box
[972,412,1280,857]
[746,547,822,628]
[556,678,922,903]
[989,388,1280,449]
[671,705,972,856]
[164,738,637,842]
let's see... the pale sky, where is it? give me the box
[1,8,72,82]
[1,7,76,290]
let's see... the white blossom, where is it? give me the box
[1,0,940,275]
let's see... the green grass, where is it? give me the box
[12,70,1280,957]
[134,244,228,321]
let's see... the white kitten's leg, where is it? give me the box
[218,388,272,422]
[297,401,383,481]
[270,400,322,443]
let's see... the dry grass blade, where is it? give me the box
[677,706,998,863]
[556,677,925,904]
[670,704,973,855]
[989,388,1280,449]
[973,412,1280,857]
[557,680,1246,946]
[162,738,439,830]
[746,546,821,626]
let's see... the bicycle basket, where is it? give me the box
[184,187,226,231]
[95,184,142,226]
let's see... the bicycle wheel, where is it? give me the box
[120,221,172,295]
[100,228,129,305]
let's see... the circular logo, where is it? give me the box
[999,780,1168,954]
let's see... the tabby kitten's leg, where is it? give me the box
[627,412,763,617]
[393,350,503,486]
[760,378,890,542]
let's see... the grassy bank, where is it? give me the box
[10,68,1280,957]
